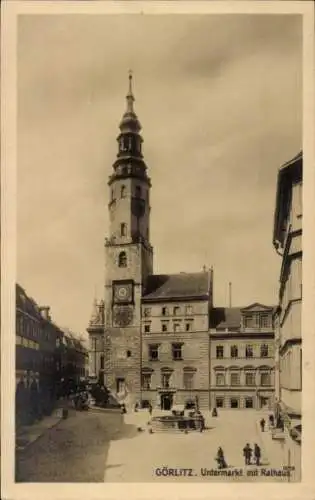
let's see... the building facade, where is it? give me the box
[272,151,302,472]
[209,304,275,410]
[140,273,213,410]
[87,299,105,381]
[16,284,88,393]
[87,75,276,410]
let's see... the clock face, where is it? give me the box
[113,282,133,304]
[117,286,128,299]
[113,306,133,327]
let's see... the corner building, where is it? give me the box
[87,76,275,410]
[209,304,275,410]
[272,151,302,474]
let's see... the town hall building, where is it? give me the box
[87,74,275,411]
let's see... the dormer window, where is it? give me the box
[260,314,270,328]
[244,314,254,328]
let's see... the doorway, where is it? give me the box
[230,398,239,409]
[260,396,269,409]
[161,393,173,410]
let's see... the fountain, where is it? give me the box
[149,410,205,433]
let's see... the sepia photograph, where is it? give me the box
[1,1,315,498]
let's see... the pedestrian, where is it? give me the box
[196,411,205,432]
[260,418,266,432]
[212,407,218,417]
[148,403,153,416]
[215,447,227,469]
[29,376,39,422]
[16,377,27,427]
[243,443,253,465]
[254,443,261,466]
[269,414,274,428]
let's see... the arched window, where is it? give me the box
[120,223,127,237]
[121,185,126,198]
[118,251,127,268]
[135,185,142,198]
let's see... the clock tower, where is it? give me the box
[103,73,153,402]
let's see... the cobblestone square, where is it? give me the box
[104,410,297,482]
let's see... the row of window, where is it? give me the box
[118,136,142,155]
[148,343,183,361]
[144,306,193,317]
[144,320,194,334]
[216,344,270,358]
[142,371,195,390]
[243,313,271,329]
[147,343,272,361]
[16,315,43,340]
[111,184,144,201]
[16,335,39,350]
[16,315,55,343]
[215,371,272,387]
[215,397,269,409]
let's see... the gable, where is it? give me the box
[241,303,274,313]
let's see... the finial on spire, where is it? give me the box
[128,69,133,94]
[126,69,135,113]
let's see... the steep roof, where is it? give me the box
[16,284,42,320]
[142,272,210,302]
[273,151,302,247]
[210,307,241,329]
[210,304,277,330]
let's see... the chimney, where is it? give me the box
[39,306,51,321]
[228,282,232,308]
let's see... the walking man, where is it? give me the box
[254,443,261,466]
[148,403,153,416]
[260,418,266,432]
[243,443,253,465]
[269,414,274,428]
[215,447,227,469]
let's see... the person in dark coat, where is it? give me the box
[260,418,266,432]
[254,443,261,466]
[269,414,274,428]
[196,411,205,432]
[148,403,153,416]
[243,443,253,465]
[16,377,27,426]
[30,377,39,422]
[212,407,218,417]
[215,447,227,469]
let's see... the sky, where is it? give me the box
[17,14,302,339]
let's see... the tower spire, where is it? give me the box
[126,70,135,113]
